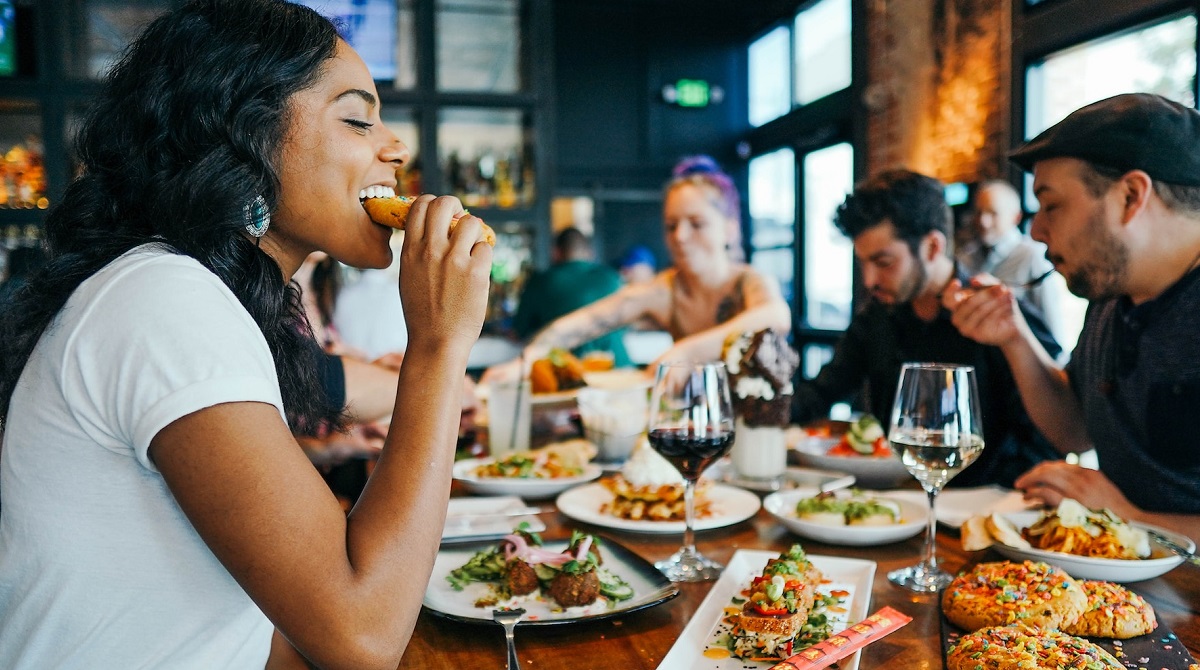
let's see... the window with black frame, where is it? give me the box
[745,0,855,374]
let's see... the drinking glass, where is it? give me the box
[887,363,985,592]
[648,361,736,582]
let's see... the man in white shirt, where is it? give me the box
[958,180,1085,352]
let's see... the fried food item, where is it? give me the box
[361,194,496,246]
[505,559,540,596]
[546,569,600,608]
[1063,580,1157,639]
[599,474,712,521]
[529,358,559,394]
[529,349,587,394]
[941,560,1087,633]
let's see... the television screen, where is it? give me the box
[0,1,16,77]
[293,0,396,81]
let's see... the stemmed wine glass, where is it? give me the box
[648,361,736,582]
[887,363,985,592]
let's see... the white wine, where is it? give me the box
[890,431,984,492]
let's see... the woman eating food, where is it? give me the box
[0,1,491,667]
[484,156,791,381]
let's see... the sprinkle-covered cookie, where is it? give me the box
[1062,580,1157,639]
[942,560,1087,632]
[946,624,1124,670]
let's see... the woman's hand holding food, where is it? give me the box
[398,195,492,357]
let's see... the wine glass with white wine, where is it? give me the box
[887,363,985,592]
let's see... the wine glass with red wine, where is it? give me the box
[648,361,735,582]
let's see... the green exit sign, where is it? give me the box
[675,79,709,107]
[662,79,725,108]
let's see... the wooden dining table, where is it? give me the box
[399,482,1200,670]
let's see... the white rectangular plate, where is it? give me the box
[441,496,546,543]
[659,550,875,669]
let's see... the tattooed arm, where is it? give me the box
[479,279,669,383]
[525,280,668,359]
[652,268,791,366]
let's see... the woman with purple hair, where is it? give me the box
[485,156,790,376]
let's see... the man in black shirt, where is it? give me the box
[945,93,1200,538]
[794,169,1061,488]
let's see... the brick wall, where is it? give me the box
[864,0,1011,184]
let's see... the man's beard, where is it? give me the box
[1062,205,1128,301]
[871,261,926,306]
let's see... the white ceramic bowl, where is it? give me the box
[763,492,921,549]
[988,510,1192,582]
[452,458,602,500]
[763,487,928,546]
[790,434,911,488]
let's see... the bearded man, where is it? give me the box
[945,94,1200,537]
[793,169,1061,487]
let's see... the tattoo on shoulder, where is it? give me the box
[715,279,746,324]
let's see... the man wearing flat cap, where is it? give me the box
[944,93,1200,538]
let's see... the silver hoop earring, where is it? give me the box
[244,195,270,238]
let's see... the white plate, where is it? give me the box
[659,550,875,669]
[555,482,761,534]
[441,496,546,543]
[764,488,927,546]
[423,535,679,625]
[989,510,1193,582]
[884,486,1031,528]
[453,458,602,500]
[790,435,911,489]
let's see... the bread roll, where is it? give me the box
[960,514,995,551]
[361,195,496,246]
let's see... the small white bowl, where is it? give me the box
[763,487,928,546]
[790,435,911,488]
[452,458,602,500]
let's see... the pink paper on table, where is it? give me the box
[769,606,913,670]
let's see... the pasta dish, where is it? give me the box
[1021,499,1150,560]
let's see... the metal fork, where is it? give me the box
[492,607,525,670]
[1146,529,1200,566]
[1017,269,1055,289]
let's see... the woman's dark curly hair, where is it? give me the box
[833,169,953,256]
[0,0,344,433]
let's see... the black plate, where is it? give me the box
[941,591,1197,669]
[422,533,679,626]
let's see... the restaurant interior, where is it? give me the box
[1,0,1199,669]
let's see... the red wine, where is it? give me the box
[648,428,735,480]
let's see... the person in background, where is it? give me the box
[512,227,629,367]
[944,93,1200,537]
[618,244,657,286]
[958,179,1082,352]
[0,2,492,667]
[0,246,47,305]
[483,155,790,380]
[334,230,409,361]
[792,169,1062,488]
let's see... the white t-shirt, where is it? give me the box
[0,245,284,669]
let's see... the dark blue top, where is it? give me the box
[1067,266,1200,513]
